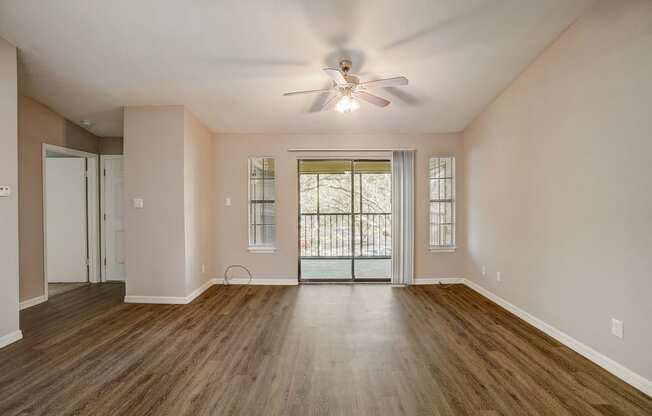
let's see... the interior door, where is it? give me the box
[46,157,88,283]
[102,156,125,281]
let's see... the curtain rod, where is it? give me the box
[287,148,415,152]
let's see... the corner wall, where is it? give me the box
[17,95,100,302]
[0,37,21,347]
[184,109,216,295]
[123,106,187,299]
[463,0,652,383]
[123,106,215,301]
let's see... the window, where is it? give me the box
[429,157,455,250]
[248,157,275,251]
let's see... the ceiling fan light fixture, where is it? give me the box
[335,95,360,113]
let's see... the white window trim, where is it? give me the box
[429,246,456,253]
[428,156,456,252]
[247,156,276,253]
[247,246,276,254]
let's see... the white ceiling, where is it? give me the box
[0,0,593,137]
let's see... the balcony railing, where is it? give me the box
[299,213,392,259]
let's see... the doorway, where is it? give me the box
[298,159,392,282]
[100,155,125,281]
[42,144,100,299]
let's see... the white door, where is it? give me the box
[102,156,125,281]
[46,158,88,283]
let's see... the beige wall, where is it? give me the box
[184,109,216,294]
[0,37,20,343]
[17,95,100,301]
[463,0,652,381]
[213,133,465,280]
[99,137,123,155]
[123,106,187,298]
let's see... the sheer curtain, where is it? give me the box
[391,150,415,285]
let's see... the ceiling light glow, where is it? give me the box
[336,96,360,113]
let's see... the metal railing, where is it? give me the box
[300,213,392,258]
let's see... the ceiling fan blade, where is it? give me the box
[353,91,391,108]
[283,88,331,96]
[323,68,347,85]
[360,76,409,89]
[321,94,342,112]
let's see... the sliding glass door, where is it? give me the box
[298,159,391,282]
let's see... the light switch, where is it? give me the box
[225,197,232,206]
[0,185,10,197]
[611,318,624,339]
[133,198,144,209]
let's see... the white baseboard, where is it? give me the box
[124,277,298,304]
[19,295,47,310]
[124,295,188,304]
[186,279,215,303]
[212,277,298,286]
[0,330,23,350]
[414,277,464,285]
[462,278,652,398]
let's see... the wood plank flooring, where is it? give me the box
[1,282,650,415]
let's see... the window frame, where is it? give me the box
[247,156,276,253]
[428,156,456,252]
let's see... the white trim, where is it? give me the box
[0,330,23,349]
[124,277,298,304]
[288,148,415,152]
[42,144,100,300]
[414,277,464,285]
[99,155,124,282]
[247,246,276,253]
[213,277,298,286]
[428,247,457,253]
[186,279,215,303]
[124,295,188,304]
[19,295,47,310]
[462,279,652,398]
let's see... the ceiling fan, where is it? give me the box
[283,60,409,113]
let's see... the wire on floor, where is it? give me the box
[223,265,253,285]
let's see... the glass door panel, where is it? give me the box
[299,159,391,281]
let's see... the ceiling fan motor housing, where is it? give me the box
[339,59,353,74]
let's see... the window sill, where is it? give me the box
[248,246,276,254]
[429,247,456,253]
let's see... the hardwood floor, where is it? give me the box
[1,283,650,415]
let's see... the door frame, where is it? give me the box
[296,157,392,283]
[99,154,124,282]
[42,144,100,300]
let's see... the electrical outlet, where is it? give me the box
[611,319,623,339]
[482,265,486,276]
[0,185,10,197]
[133,198,144,209]
[496,271,501,282]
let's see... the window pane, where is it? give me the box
[444,178,453,199]
[252,202,275,225]
[251,179,264,200]
[248,157,276,247]
[318,173,351,213]
[429,156,455,248]
[361,173,391,213]
[251,225,275,246]
[300,175,317,213]
[263,158,275,178]
[250,158,264,178]
[430,178,439,200]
